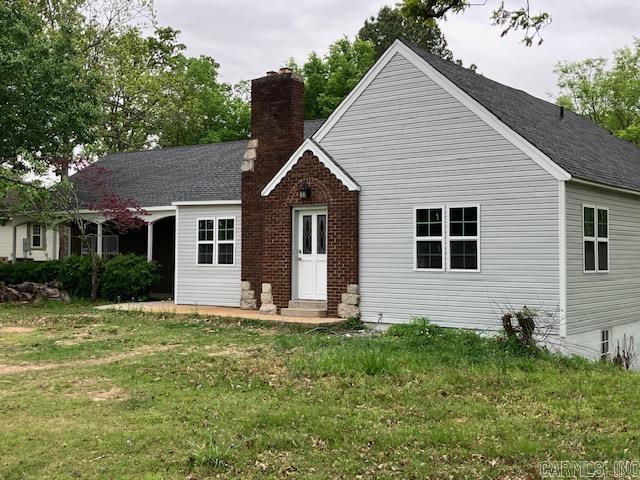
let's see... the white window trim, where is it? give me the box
[31,224,43,249]
[582,204,609,274]
[601,328,611,358]
[447,204,481,273]
[196,218,216,266]
[413,204,480,272]
[216,217,236,267]
[195,217,236,267]
[413,205,445,271]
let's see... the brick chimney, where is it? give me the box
[241,69,304,308]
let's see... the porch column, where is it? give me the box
[52,226,58,260]
[147,221,154,261]
[97,222,103,257]
[11,223,17,263]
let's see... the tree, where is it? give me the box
[0,0,151,299]
[359,5,453,60]
[400,0,551,46]
[153,56,250,147]
[93,25,250,151]
[0,0,102,174]
[289,37,376,120]
[555,39,640,146]
[2,170,147,300]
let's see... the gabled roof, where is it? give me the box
[261,138,360,196]
[402,41,640,193]
[72,120,325,207]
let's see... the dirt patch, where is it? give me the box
[90,387,128,402]
[206,345,265,358]
[65,378,129,402]
[0,327,35,334]
[0,344,180,375]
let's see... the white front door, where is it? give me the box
[296,209,327,300]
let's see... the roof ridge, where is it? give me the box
[401,39,624,133]
[401,40,562,108]
[104,138,249,158]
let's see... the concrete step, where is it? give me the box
[280,307,328,318]
[288,300,327,310]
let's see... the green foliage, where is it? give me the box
[0,261,61,285]
[359,5,453,60]
[0,305,634,478]
[0,0,101,169]
[289,37,376,120]
[100,254,159,301]
[556,39,640,146]
[57,255,97,299]
[0,254,157,300]
[295,316,602,377]
[187,437,233,471]
[399,0,551,46]
[97,26,250,151]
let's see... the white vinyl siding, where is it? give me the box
[566,181,640,334]
[0,224,58,261]
[318,52,560,329]
[175,205,241,307]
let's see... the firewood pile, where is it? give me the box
[0,281,70,303]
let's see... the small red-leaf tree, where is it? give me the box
[64,163,148,300]
[2,161,148,300]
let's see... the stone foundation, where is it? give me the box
[337,284,360,319]
[258,282,277,314]
[240,281,257,310]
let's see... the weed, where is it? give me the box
[187,437,233,471]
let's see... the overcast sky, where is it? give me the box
[154,0,640,102]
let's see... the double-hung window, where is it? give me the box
[448,206,479,271]
[583,205,608,272]
[31,224,42,249]
[197,218,235,266]
[197,219,215,265]
[415,205,479,271]
[415,207,443,270]
[216,218,235,265]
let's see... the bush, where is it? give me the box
[0,254,158,301]
[100,254,159,301]
[58,255,98,298]
[0,260,61,284]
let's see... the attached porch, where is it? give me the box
[64,208,176,298]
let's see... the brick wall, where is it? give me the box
[241,72,304,295]
[241,70,359,316]
[262,151,359,316]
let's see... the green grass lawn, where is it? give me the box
[0,302,638,479]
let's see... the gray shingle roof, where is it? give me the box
[72,120,325,207]
[404,41,640,192]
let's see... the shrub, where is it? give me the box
[100,254,159,301]
[57,255,98,298]
[0,260,61,284]
[0,254,158,301]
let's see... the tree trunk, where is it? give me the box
[90,251,100,301]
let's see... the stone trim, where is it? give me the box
[258,283,277,314]
[240,280,257,310]
[338,284,360,319]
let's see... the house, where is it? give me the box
[5,39,640,359]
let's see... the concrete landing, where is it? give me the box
[96,301,345,327]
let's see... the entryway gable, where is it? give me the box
[261,138,360,196]
[259,146,359,317]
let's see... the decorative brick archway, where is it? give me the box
[258,150,359,316]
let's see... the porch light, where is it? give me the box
[299,183,311,199]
